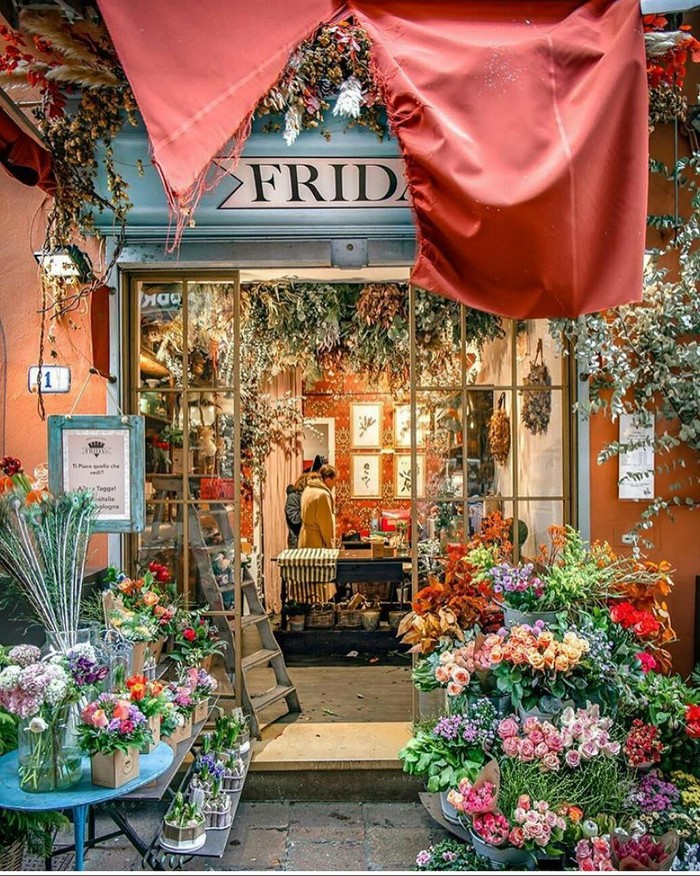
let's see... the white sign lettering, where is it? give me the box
[618,414,655,500]
[62,429,130,520]
[215,157,409,209]
[28,366,71,394]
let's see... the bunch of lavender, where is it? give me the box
[489,562,545,611]
[432,699,498,753]
[628,770,681,813]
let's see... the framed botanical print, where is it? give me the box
[350,454,382,498]
[394,403,426,448]
[350,402,383,449]
[394,453,426,499]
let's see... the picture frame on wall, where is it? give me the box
[350,454,382,498]
[394,453,426,499]
[394,404,426,448]
[350,402,383,449]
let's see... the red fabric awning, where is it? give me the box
[0,106,55,194]
[97,0,648,318]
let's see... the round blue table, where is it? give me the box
[0,743,174,870]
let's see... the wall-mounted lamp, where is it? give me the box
[34,245,93,282]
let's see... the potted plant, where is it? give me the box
[165,682,196,741]
[171,613,226,670]
[220,750,246,792]
[160,703,186,753]
[181,666,218,723]
[399,700,498,824]
[285,600,309,632]
[202,779,233,829]
[78,694,151,788]
[212,708,250,755]
[161,792,206,852]
[0,643,106,792]
[122,674,169,754]
[189,753,225,796]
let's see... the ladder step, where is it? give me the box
[242,648,280,672]
[249,684,297,713]
[241,613,268,628]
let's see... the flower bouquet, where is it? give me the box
[163,682,196,745]
[123,675,168,753]
[0,643,106,791]
[610,830,679,871]
[624,719,665,770]
[160,702,186,753]
[78,694,150,788]
[181,666,217,723]
[171,614,226,669]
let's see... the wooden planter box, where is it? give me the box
[148,637,166,665]
[90,748,140,789]
[193,698,209,724]
[162,714,192,752]
[142,714,161,755]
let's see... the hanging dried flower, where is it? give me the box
[333,75,363,118]
[488,393,511,465]
[283,104,302,146]
[520,339,552,435]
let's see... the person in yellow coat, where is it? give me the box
[299,464,337,549]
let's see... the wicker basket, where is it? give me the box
[0,839,24,871]
[336,608,363,629]
[351,581,391,602]
[305,603,335,629]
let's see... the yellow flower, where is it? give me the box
[554,655,569,672]
[528,652,545,671]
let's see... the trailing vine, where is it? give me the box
[550,154,700,541]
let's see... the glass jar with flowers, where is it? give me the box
[78,693,151,788]
[0,643,107,792]
[171,613,226,670]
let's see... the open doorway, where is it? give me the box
[128,267,572,749]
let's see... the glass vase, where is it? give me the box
[18,705,83,793]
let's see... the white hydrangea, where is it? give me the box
[0,666,21,690]
[68,642,96,662]
[333,76,363,119]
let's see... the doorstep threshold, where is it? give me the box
[251,720,410,771]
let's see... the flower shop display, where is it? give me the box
[160,792,206,852]
[611,830,679,871]
[181,666,218,723]
[78,694,150,788]
[171,614,226,669]
[0,642,106,792]
[122,675,168,754]
[163,682,196,744]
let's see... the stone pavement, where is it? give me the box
[81,800,452,872]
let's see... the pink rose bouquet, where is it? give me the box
[509,795,566,851]
[575,837,614,871]
[79,693,151,755]
[447,778,497,815]
[182,666,218,703]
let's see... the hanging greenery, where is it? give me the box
[550,154,700,541]
[241,282,504,393]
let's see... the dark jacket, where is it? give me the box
[285,485,303,547]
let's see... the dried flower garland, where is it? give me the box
[488,393,511,465]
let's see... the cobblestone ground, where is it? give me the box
[76,800,451,872]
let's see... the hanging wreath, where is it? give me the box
[488,392,511,465]
[520,339,552,436]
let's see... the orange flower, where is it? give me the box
[24,489,44,505]
[141,591,160,607]
[113,700,131,721]
[0,476,13,494]
[129,682,146,701]
[150,681,165,696]
[127,674,147,689]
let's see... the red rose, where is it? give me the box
[685,705,700,738]
[183,628,196,642]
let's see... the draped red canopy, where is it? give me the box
[97,0,648,318]
[0,106,55,194]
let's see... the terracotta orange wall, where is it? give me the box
[588,61,700,676]
[0,172,107,569]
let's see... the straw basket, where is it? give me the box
[305,604,335,629]
[336,608,363,629]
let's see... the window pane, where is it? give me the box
[184,391,235,493]
[187,282,236,387]
[137,503,185,596]
[466,389,513,498]
[418,390,464,500]
[467,319,513,386]
[517,389,564,497]
[517,501,565,556]
[516,321,563,386]
[138,282,183,387]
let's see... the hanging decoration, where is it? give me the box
[520,339,552,436]
[488,393,511,466]
[644,14,700,130]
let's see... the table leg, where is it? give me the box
[73,804,88,871]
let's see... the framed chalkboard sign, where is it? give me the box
[48,415,145,533]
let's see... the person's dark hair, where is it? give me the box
[311,454,325,472]
[319,463,337,482]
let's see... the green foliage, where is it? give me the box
[415,837,489,871]
[499,756,632,822]
[550,154,700,540]
[398,727,484,793]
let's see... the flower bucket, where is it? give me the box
[469,829,535,868]
[468,691,514,718]
[161,816,205,851]
[289,619,305,632]
[90,747,140,789]
[439,791,461,825]
[18,707,83,793]
[417,689,445,719]
[503,606,560,629]
[360,610,381,631]
[193,698,209,724]
[388,610,409,630]
[148,637,166,665]
[141,715,161,755]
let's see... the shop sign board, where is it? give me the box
[47,415,145,532]
[216,157,408,209]
[618,413,655,500]
[28,365,71,394]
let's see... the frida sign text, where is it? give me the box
[216,157,409,209]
